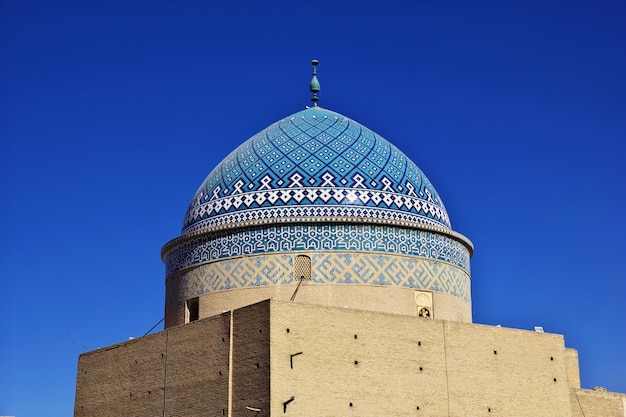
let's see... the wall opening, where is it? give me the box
[294,255,312,281]
[415,291,433,318]
[186,297,199,323]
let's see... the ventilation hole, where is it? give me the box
[354,334,358,339]
[550,356,554,361]
[416,406,420,410]
[135,359,138,364]
[493,350,497,355]
[354,360,359,365]
[259,329,262,334]
[221,337,226,343]
[349,402,353,407]
[222,409,226,416]
[186,297,199,322]
[418,341,421,346]
[255,363,260,368]
[295,255,312,280]
[161,353,164,358]
[218,371,222,377]
[286,328,290,333]
[488,408,491,412]
[419,366,423,371]
[148,390,151,395]
[554,378,557,382]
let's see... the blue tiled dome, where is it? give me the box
[182,107,450,235]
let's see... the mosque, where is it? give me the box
[73,61,625,416]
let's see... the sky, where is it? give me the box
[1,0,624,415]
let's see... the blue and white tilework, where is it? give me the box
[182,107,450,235]
[164,106,476,313]
[164,224,470,277]
[165,253,470,307]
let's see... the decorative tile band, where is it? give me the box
[164,223,471,277]
[182,186,449,235]
[165,252,470,307]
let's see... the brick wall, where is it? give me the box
[270,301,573,417]
[75,314,228,416]
[166,284,471,328]
[75,300,623,417]
[231,302,270,416]
[74,332,167,416]
[566,348,581,389]
[570,389,626,417]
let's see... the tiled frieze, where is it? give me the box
[164,224,470,277]
[165,252,470,307]
[182,188,449,235]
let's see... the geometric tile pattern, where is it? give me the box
[165,252,470,307]
[182,107,450,235]
[164,224,471,278]
[182,191,448,234]
[312,253,470,301]
[165,254,293,307]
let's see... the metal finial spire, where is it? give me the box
[309,59,320,106]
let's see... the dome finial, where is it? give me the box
[309,59,320,106]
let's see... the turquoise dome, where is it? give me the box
[182,107,450,236]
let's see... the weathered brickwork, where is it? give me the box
[566,348,581,389]
[570,389,626,417]
[74,332,167,417]
[75,313,232,417]
[163,314,231,415]
[166,282,472,327]
[232,302,270,415]
[444,320,572,416]
[74,300,624,417]
[271,302,574,417]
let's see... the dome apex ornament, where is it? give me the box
[310,59,320,106]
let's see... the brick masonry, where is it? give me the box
[74,300,626,417]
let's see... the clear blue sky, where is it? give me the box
[1,1,624,415]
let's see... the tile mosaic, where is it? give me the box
[182,107,450,235]
[165,252,470,307]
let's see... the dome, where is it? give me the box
[181,107,451,236]
[162,105,473,328]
